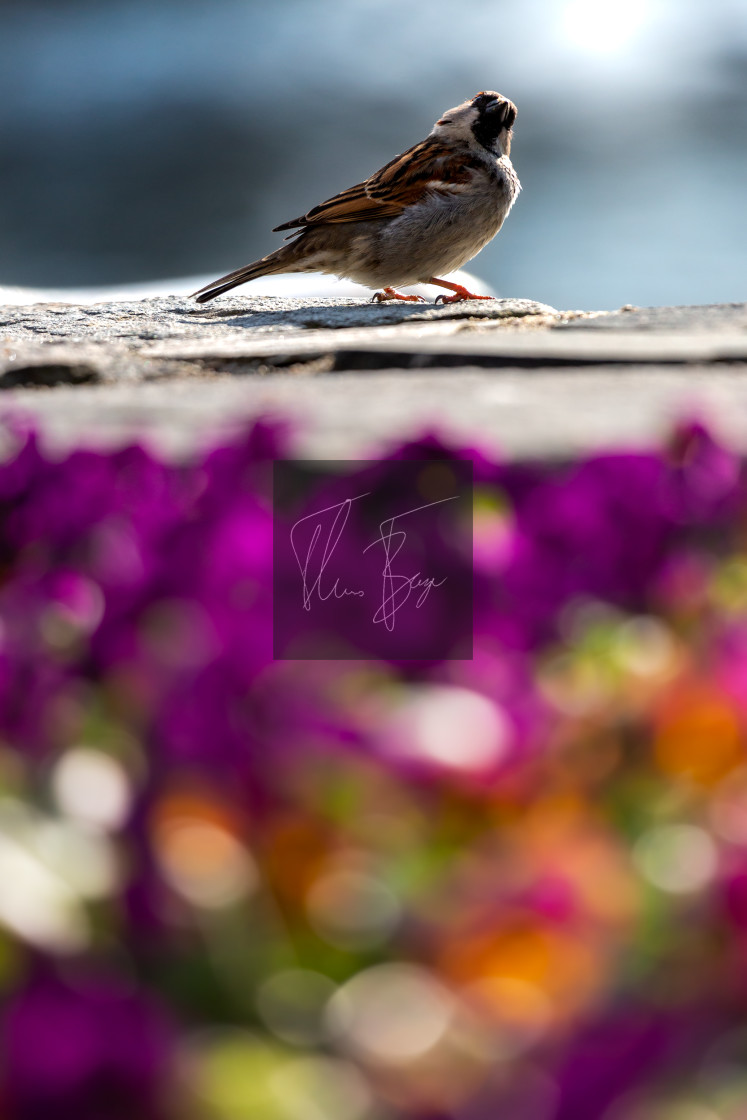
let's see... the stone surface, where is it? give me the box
[1,295,746,459]
[1,364,744,461]
[0,295,555,348]
[556,302,747,333]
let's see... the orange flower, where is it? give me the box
[654,682,743,787]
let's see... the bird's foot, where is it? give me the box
[371,287,426,303]
[430,278,495,304]
[435,291,495,304]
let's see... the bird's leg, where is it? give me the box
[371,287,426,303]
[429,277,495,304]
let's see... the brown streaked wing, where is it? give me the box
[272,138,479,232]
[366,137,479,198]
[272,183,404,231]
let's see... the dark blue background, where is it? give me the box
[1,0,745,308]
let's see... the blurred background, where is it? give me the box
[0,0,745,310]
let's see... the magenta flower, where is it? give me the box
[3,968,173,1120]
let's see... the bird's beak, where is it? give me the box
[500,102,517,129]
[483,99,516,129]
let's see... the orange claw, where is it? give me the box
[429,277,495,304]
[371,287,426,303]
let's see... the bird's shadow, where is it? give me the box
[170,297,486,331]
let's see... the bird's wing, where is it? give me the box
[272,138,480,232]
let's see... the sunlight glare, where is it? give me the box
[561,0,650,55]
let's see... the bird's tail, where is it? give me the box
[191,245,298,303]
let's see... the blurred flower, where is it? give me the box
[51,747,132,832]
[256,969,337,1046]
[306,859,401,950]
[376,683,513,777]
[326,963,456,1066]
[3,970,173,1120]
[0,799,120,953]
[633,824,719,895]
[654,684,743,788]
[185,1029,370,1120]
[150,788,257,911]
[0,416,747,1118]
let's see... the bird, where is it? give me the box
[192,91,520,306]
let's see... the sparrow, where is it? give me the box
[192,91,520,306]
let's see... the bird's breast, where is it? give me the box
[335,155,521,288]
[392,160,518,255]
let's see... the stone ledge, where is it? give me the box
[1,296,745,458]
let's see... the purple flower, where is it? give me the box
[550,1007,677,1120]
[3,968,174,1120]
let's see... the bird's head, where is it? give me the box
[433,91,517,156]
